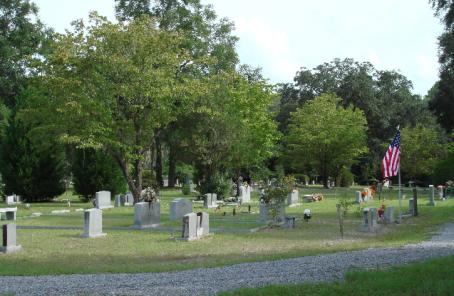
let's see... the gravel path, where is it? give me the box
[1,223,454,296]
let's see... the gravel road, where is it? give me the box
[1,223,453,296]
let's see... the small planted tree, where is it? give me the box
[261,176,294,224]
[336,194,354,239]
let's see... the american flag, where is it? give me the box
[381,130,400,178]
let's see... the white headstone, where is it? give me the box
[5,194,21,205]
[95,191,112,209]
[181,212,209,241]
[428,185,436,206]
[5,195,14,205]
[203,193,217,208]
[182,212,197,240]
[169,198,192,221]
[124,193,134,205]
[239,185,251,203]
[1,223,22,253]
[82,209,106,238]
[134,202,160,229]
[287,189,299,206]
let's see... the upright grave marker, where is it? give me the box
[428,185,436,206]
[1,224,21,253]
[204,193,217,208]
[181,212,209,241]
[287,189,299,206]
[134,202,160,229]
[169,198,192,221]
[95,191,113,209]
[82,209,106,238]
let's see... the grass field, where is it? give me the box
[219,255,454,296]
[0,186,453,275]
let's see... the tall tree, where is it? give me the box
[284,93,368,188]
[0,0,51,108]
[429,0,454,133]
[278,58,433,180]
[115,0,239,185]
[71,148,127,200]
[0,114,66,202]
[400,124,446,181]
[21,14,201,202]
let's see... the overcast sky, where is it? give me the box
[34,0,443,95]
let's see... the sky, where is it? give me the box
[33,0,443,96]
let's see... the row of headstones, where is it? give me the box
[84,201,208,241]
[235,188,299,206]
[362,206,394,232]
[356,185,439,205]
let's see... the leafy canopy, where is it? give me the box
[284,93,368,186]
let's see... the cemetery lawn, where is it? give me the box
[219,255,454,296]
[1,187,454,275]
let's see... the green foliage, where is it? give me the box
[429,1,454,133]
[433,134,454,184]
[20,14,203,200]
[0,116,66,202]
[401,124,447,181]
[142,169,158,189]
[262,177,293,205]
[197,172,232,199]
[175,162,195,181]
[338,194,354,216]
[72,148,127,200]
[0,173,4,199]
[278,58,434,180]
[0,0,52,108]
[284,93,368,187]
[181,184,190,195]
[338,167,354,187]
[188,71,279,186]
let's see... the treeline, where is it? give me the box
[0,0,452,202]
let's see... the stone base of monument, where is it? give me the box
[0,245,22,253]
[134,202,161,229]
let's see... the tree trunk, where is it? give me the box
[321,161,329,189]
[155,134,163,187]
[112,153,141,204]
[168,144,177,187]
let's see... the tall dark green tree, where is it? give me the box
[71,149,127,200]
[0,115,66,202]
[429,0,454,133]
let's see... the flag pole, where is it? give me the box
[398,166,402,223]
[397,125,402,223]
